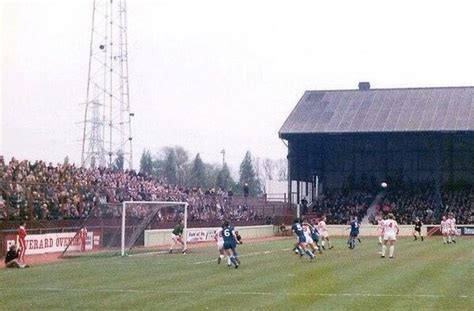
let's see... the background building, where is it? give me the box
[279,83,474,204]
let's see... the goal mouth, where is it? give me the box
[59,202,189,258]
[120,201,189,257]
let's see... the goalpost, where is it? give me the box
[121,201,188,257]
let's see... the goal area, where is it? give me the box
[121,201,188,256]
[59,201,188,258]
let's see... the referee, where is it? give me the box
[413,217,424,241]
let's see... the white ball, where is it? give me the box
[381,182,388,188]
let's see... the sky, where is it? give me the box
[2,0,474,175]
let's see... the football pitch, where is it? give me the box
[1,237,473,310]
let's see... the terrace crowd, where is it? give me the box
[310,190,373,224]
[0,157,261,222]
[310,187,473,225]
[1,157,471,226]
[372,187,473,225]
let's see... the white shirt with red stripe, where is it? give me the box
[377,219,385,235]
[302,224,311,239]
[448,218,457,234]
[382,219,399,235]
[440,220,449,233]
[318,221,328,238]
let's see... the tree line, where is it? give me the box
[137,146,287,197]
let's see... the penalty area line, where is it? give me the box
[1,287,471,300]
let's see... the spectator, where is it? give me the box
[312,190,373,224]
[5,245,28,268]
[3,157,471,225]
[301,197,308,215]
[0,157,265,223]
[243,183,249,198]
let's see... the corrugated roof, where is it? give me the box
[279,86,474,136]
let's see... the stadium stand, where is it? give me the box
[1,157,471,227]
[308,187,473,225]
[0,157,287,223]
[309,190,373,224]
[280,84,473,226]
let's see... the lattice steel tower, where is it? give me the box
[81,0,133,169]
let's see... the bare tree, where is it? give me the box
[174,146,189,185]
[263,158,274,181]
[275,158,288,181]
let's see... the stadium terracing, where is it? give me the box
[279,83,474,204]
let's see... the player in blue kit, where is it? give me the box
[347,216,361,249]
[222,220,240,268]
[291,218,314,261]
[291,218,304,255]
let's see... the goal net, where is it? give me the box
[60,201,187,258]
[120,201,188,256]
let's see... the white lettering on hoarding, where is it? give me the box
[5,232,94,255]
[185,228,219,243]
[463,227,474,235]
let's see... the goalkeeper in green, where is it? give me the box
[169,219,187,254]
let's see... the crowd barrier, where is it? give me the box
[144,224,474,247]
[325,225,428,237]
[285,224,474,237]
[144,225,275,247]
[426,225,474,236]
[3,223,471,254]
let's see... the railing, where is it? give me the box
[265,193,287,203]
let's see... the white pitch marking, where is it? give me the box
[193,248,290,265]
[2,287,471,300]
[127,251,168,257]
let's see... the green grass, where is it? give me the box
[1,237,473,310]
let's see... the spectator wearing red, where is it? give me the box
[79,226,88,252]
[17,222,27,262]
